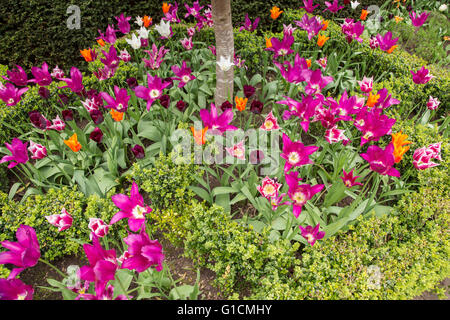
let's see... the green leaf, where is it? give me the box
[216,193,231,213]
[8,182,21,200]
[111,269,133,299]
[188,186,212,204]
[169,285,197,300]
[211,186,237,197]
[271,216,287,231]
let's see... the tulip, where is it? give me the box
[286,171,324,218]
[115,13,131,34]
[28,141,47,160]
[62,109,73,121]
[134,74,171,110]
[243,85,256,98]
[100,86,130,113]
[29,110,50,130]
[80,48,96,62]
[216,56,234,72]
[0,225,40,279]
[0,138,29,169]
[299,224,325,246]
[240,13,260,32]
[220,100,233,111]
[88,218,109,240]
[270,6,283,20]
[235,96,248,112]
[301,0,319,13]
[89,127,104,143]
[143,43,169,70]
[358,76,373,92]
[360,9,369,20]
[58,67,84,93]
[266,35,295,58]
[126,77,138,89]
[171,61,195,88]
[361,143,400,177]
[324,0,344,13]
[340,169,363,188]
[28,62,52,86]
[45,207,73,232]
[191,126,208,145]
[155,19,172,39]
[100,46,120,70]
[410,66,434,84]
[142,16,152,28]
[257,177,282,199]
[64,133,82,152]
[260,111,280,131]
[325,126,350,145]
[0,279,34,300]
[126,33,142,50]
[176,100,186,112]
[90,110,104,125]
[412,143,441,170]
[200,103,237,134]
[295,14,323,41]
[119,49,131,62]
[226,141,246,160]
[180,37,193,50]
[132,145,145,159]
[79,236,118,297]
[110,182,152,232]
[426,96,440,110]
[250,100,263,114]
[38,86,50,100]
[281,133,318,173]
[317,34,330,47]
[410,11,429,28]
[48,115,66,131]
[249,150,265,164]
[159,94,170,108]
[185,1,204,19]
[110,109,124,122]
[0,83,29,106]
[2,65,28,86]
[121,228,164,273]
[163,2,180,24]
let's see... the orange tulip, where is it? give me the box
[387,45,398,54]
[235,96,248,112]
[265,37,273,48]
[110,109,124,122]
[162,3,171,14]
[394,16,403,23]
[391,131,412,163]
[80,49,93,62]
[97,39,106,47]
[317,34,330,47]
[270,6,283,20]
[360,9,369,20]
[142,16,152,28]
[306,59,312,68]
[191,126,208,145]
[321,20,329,31]
[366,92,380,108]
[64,133,82,152]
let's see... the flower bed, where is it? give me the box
[0,1,448,300]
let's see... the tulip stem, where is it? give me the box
[38,258,67,279]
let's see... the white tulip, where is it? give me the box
[126,33,141,50]
[216,56,234,72]
[155,20,171,38]
[135,16,143,27]
[138,26,149,39]
[351,1,360,10]
[439,4,448,12]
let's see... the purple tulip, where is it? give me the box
[100,46,120,70]
[28,111,50,130]
[121,228,164,273]
[90,110,104,125]
[410,11,429,28]
[2,65,28,86]
[341,19,365,43]
[360,143,400,177]
[159,94,170,108]
[126,77,138,89]
[375,31,399,52]
[89,127,104,143]
[354,107,396,146]
[58,67,84,93]
[294,14,323,40]
[340,169,363,188]
[200,103,238,135]
[110,182,152,232]
[304,69,334,95]
[243,85,256,98]
[299,223,325,246]
[239,13,260,32]
[0,278,34,300]
[0,225,40,279]
[171,61,195,88]
[131,145,145,159]
[274,53,312,84]
[266,35,295,58]
[140,37,149,48]
[286,171,324,218]
[250,100,264,114]
[115,13,132,34]
[0,83,29,106]
[134,74,171,111]
[300,0,319,13]
[28,62,52,86]
[324,0,344,13]
[281,133,318,173]
[0,138,29,169]
[62,109,73,121]
[143,44,169,70]
[76,284,128,300]
[164,2,180,23]
[100,86,131,113]
[97,25,117,44]
[79,236,118,297]
[277,95,320,132]
[220,100,233,111]
[38,87,50,100]
[410,66,434,84]
[176,100,187,112]
[185,1,204,19]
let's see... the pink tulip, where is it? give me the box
[28,141,47,160]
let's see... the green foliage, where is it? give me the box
[0,186,122,262]
[129,152,199,211]
[183,201,300,296]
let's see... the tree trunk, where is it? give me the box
[211,0,234,107]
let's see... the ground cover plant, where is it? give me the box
[0,0,448,300]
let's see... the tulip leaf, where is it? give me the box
[169,285,197,300]
[188,186,212,204]
[111,269,133,299]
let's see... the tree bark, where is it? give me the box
[211,0,234,107]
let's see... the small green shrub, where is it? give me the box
[183,201,300,296]
[128,152,200,211]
